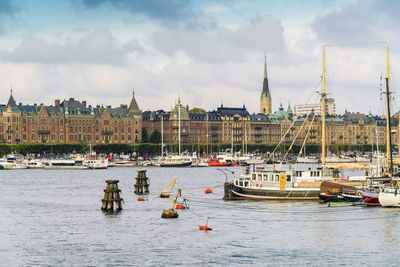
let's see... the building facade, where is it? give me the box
[0,92,142,144]
[294,98,336,116]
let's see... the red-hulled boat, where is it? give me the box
[362,191,380,206]
[208,158,231,167]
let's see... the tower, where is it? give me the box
[260,54,272,115]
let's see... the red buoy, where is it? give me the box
[137,197,145,201]
[205,188,213,194]
[176,204,186,209]
[199,225,212,231]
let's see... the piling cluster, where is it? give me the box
[101,180,123,211]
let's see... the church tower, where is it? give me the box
[260,54,272,114]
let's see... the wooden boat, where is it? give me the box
[327,202,355,207]
[319,192,344,203]
[362,190,380,206]
[160,177,177,198]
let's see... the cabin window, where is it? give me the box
[275,175,279,181]
[263,174,267,181]
[252,174,256,180]
[257,174,262,180]
[245,182,249,187]
[317,171,320,177]
[235,180,238,186]
[268,175,272,181]
[239,181,243,187]
[286,175,291,182]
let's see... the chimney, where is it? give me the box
[40,103,44,107]
[34,103,37,106]
[19,102,22,106]
[107,105,111,108]
[120,104,127,109]
[69,97,74,101]
[55,99,60,107]
[82,101,87,107]
[96,105,100,108]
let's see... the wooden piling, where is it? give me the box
[101,180,123,211]
[134,169,150,195]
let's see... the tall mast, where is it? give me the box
[161,114,164,157]
[385,41,393,175]
[178,98,181,156]
[206,113,209,157]
[321,45,326,165]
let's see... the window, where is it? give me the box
[275,175,279,182]
[286,175,291,182]
[31,134,35,140]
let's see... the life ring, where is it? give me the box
[357,192,362,196]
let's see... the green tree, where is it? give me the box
[149,130,161,143]
[189,107,206,113]
[141,128,149,143]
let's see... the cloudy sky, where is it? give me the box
[0,0,399,115]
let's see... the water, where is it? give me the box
[1,167,400,266]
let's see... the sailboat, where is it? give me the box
[226,47,338,200]
[160,99,193,167]
[377,42,400,207]
[160,177,177,198]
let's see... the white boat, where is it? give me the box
[379,186,400,207]
[26,159,44,169]
[296,156,320,164]
[6,154,27,169]
[0,158,15,169]
[84,144,108,169]
[160,98,192,168]
[43,159,89,169]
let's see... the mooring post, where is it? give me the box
[134,169,150,195]
[101,180,123,211]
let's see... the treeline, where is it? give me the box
[0,142,389,157]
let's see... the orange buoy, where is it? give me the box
[176,204,185,209]
[199,225,212,231]
[137,197,145,201]
[205,188,213,194]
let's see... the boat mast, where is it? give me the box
[206,112,209,157]
[161,114,164,157]
[178,98,181,156]
[385,41,393,176]
[321,45,327,166]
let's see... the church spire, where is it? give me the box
[7,85,17,110]
[260,52,272,115]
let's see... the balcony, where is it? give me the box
[38,130,50,135]
[102,131,114,136]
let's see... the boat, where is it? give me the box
[319,192,344,203]
[208,158,231,167]
[0,158,15,169]
[341,189,363,203]
[160,177,177,198]
[225,46,339,200]
[362,190,381,206]
[160,99,192,168]
[26,159,44,169]
[42,158,89,169]
[376,41,399,207]
[85,144,108,169]
[6,154,27,169]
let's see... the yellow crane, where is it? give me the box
[161,189,181,218]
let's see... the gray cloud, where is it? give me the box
[153,15,286,63]
[0,29,137,65]
[311,0,400,44]
[78,0,196,24]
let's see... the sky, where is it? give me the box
[0,0,399,115]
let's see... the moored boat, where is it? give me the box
[208,158,231,167]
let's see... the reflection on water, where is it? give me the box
[0,167,400,265]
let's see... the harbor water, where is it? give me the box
[1,167,400,266]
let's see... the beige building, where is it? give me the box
[294,98,335,116]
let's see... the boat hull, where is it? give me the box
[378,192,400,207]
[227,184,320,200]
[160,161,192,168]
[319,193,344,203]
[362,191,380,206]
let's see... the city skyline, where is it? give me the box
[0,0,399,115]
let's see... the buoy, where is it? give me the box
[205,188,213,194]
[199,217,212,231]
[137,197,145,201]
[161,209,178,218]
[176,204,185,209]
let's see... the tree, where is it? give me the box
[189,107,206,113]
[141,128,149,143]
[149,130,161,143]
